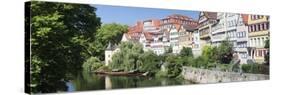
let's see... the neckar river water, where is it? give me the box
[66,72,193,92]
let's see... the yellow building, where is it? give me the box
[178,24,198,50]
[247,15,269,63]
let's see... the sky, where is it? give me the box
[92,4,200,26]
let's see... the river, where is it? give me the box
[66,72,193,92]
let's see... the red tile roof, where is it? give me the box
[143,32,153,40]
[167,14,191,20]
[175,24,182,32]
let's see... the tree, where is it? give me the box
[139,51,161,75]
[110,42,144,71]
[163,54,183,78]
[179,47,193,57]
[217,40,233,64]
[29,1,101,93]
[202,45,217,63]
[91,23,128,60]
[82,57,103,72]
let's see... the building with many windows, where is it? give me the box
[179,24,198,51]
[198,12,217,53]
[247,14,270,63]
[235,14,250,64]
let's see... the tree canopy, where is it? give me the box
[29,1,101,93]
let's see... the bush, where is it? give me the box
[139,51,161,75]
[82,57,104,72]
[155,70,168,78]
[96,65,111,72]
[165,62,182,78]
[180,47,193,57]
[202,45,217,63]
[216,64,231,72]
[192,56,209,69]
[217,40,233,64]
[242,63,269,74]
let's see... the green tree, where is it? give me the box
[110,42,144,71]
[163,54,183,78]
[217,40,233,64]
[91,23,128,60]
[29,1,101,93]
[179,47,193,57]
[82,57,104,72]
[139,51,161,75]
[202,45,217,63]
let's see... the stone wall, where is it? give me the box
[182,66,269,84]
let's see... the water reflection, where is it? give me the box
[67,72,192,91]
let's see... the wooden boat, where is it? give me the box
[94,71,145,76]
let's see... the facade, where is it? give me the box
[105,43,120,66]
[235,14,250,64]
[198,12,217,52]
[192,29,201,57]
[112,13,269,65]
[161,14,198,54]
[179,24,198,51]
[169,24,181,54]
[247,15,270,63]
[209,13,251,64]
[142,19,165,55]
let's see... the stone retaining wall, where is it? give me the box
[182,66,269,83]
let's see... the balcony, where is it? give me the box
[236,37,248,42]
[200,33,210,39]
[234,48,247,52]
[249,30,269,37]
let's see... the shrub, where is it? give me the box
[155,70,168,78]
[165,62,182,78]
[180,47,193,57]
[242,63,269,74]
[217,40,233,64]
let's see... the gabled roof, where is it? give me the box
[174,24,182,32]
[183,24,198,31]
[201,12,217,19]
[143,32,153,40]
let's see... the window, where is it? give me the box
[259,50,263,57]
[252,25,255,32]
[264,50,267,56]
[255,50,258,57]
[257,38,260,47]
[261,37,265,46]
[264,23,269,30]
[260,23,264,30]
[254,38,256,46]
[256,24,259,31]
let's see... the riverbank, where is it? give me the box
[182,66,269,84]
